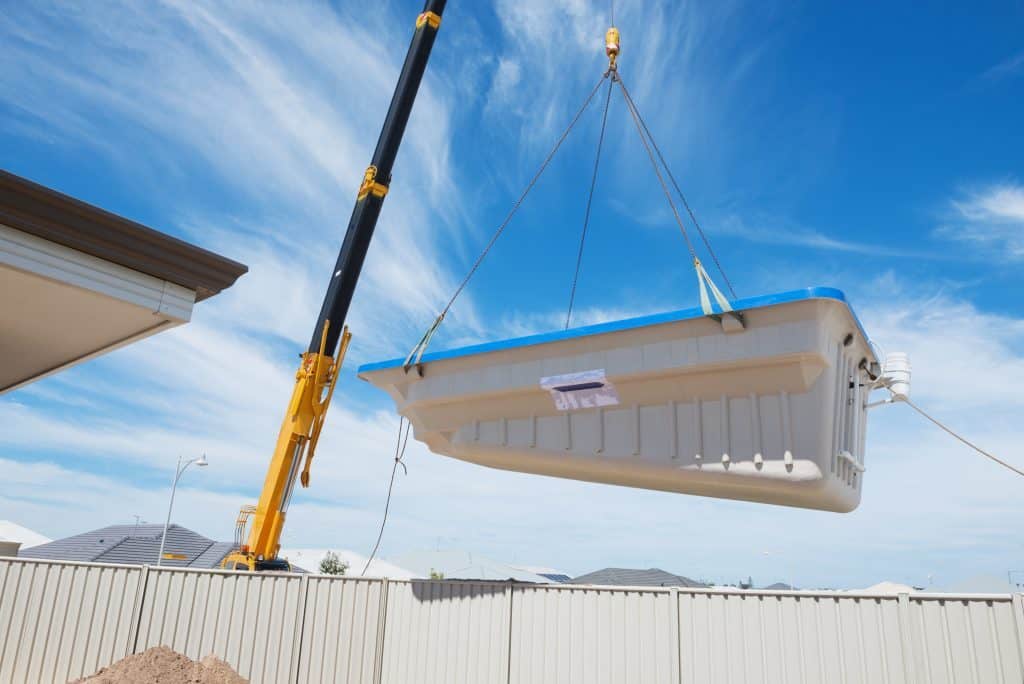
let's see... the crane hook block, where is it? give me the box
[605,27,620,67]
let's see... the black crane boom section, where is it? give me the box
[309,0,447,354]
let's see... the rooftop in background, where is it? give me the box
[572,568,708,588]
[279,548,415,579]
[0,520,51,549]
[859,581,919,595]
[937,574,1024,594]
[0,170,247,394]
[18,524,235,569]
[511,565,573,583]
[391,550,553,583]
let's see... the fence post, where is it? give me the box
[671,588,681,684]
[288,573,310,684]
[505,582,515,684]
[896,592,917,684]
[125,565,151,657]
[373,579,390,684]
[1011,594,1024,676]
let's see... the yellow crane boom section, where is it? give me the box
[222,324,351,571]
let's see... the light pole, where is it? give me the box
[157,453,209,566]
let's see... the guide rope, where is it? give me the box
[566,77,615,329]
[361,415,412,576]
[900,396,1024,479]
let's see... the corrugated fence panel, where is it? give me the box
[905,595,1024,683]
[380,580,510,684]
[0,558,141,684]
[679,591,911,684]
[510,585,678,684]
[296,576,382,684]
[3,557,1024,684]
[134,567,303,684]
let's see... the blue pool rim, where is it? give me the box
[357,287,871,374]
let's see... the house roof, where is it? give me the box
[572,567,707,588]
[18,524,235,569]
[391,550,552,582]
[0,170,247,302]
[0,520,52,548]
[279,548,415,579]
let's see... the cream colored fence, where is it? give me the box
[1,557,1022,684]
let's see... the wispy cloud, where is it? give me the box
[938,182,1024,260]
[982,49,1024,81]
[715,214,932,257]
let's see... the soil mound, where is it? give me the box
[73,646,247,683]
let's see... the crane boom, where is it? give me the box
[223,0,447,572]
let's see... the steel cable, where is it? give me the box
[436,74,610,320]
[566,78,615,329]
[614,75,699,260]
[616,75,737,299]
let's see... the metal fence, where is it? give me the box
[1,557,1022,683]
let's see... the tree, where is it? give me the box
[319,551,348,576]
[429,568,444,580]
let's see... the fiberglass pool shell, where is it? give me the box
[358,287,877,513]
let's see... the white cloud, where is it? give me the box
[939,183,1024,260]
[714,214,932,257]
[485,58,522,115]
[953,184,1024,223]
[982,50,1024,81]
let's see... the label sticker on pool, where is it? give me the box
[540,369,620,411]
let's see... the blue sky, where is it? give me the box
[2,0,1022,589]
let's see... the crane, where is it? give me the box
[222,0,447,572]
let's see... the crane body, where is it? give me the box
[222,0,447,572]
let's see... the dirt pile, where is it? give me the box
[73,646,247,683]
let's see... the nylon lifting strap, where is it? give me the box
[695,258,733,315]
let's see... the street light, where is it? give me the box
[157,454,209,566]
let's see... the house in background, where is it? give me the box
[512,565,573,583]
[0,520,52,558]
[390,550,555,582]
[18,524,235,569]
[572,567,708,588]
[279,548,415,579]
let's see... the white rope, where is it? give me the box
[901,396,1024,478]
[361,416,411,576]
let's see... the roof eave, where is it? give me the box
[0,170,247,301]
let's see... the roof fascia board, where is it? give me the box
[0,170,247,300]
[1,223,196,320]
